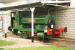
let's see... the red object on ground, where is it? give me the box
[47,28,53,36]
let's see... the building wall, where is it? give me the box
[51,8,75,39]
[70,0,75,8]
[0,11,11,34]
[3,11,11,33]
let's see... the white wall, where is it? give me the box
[70,0,75,8]
[0,3,11,34]
[51,8,75,39]
[3,11,11,33]
[0,3,5,34]
[0,11,11,34]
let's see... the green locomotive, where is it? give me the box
[8,7,66,40]
[8,7,55,39]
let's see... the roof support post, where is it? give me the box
[30,8,35,42]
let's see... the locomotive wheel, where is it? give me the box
[20,32,28,39]
[13,29,18,35]
[8,26,12,31]
[20,33,26,38]
[43,33,48,41]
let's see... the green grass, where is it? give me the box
[6,45,70,50]
[0,40,15,46]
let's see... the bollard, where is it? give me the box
[32,36,34,43]
[5,33,7,38]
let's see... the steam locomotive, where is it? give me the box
[8,7,67,40]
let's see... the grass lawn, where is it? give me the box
[0,40,15,46]
[6,45,70,50]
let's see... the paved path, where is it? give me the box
[0,36,75,50]
[0,37,48,49]
[58,39,75,50]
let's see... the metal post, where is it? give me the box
[30,8,35,42]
